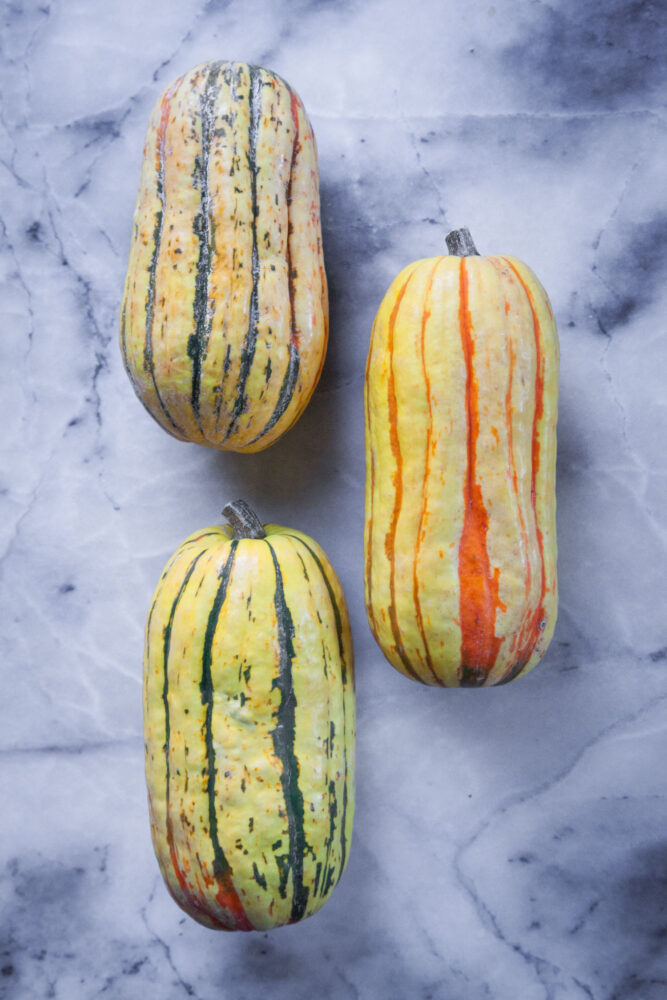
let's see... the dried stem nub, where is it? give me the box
[445,227,480,257]
[222,499,266,540]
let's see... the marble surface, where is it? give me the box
[1,0,666,997]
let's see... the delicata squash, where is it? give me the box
[144,501,354,930]
[364,228,559,687]
[121,62,328,452]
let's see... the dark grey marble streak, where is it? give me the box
[501,0,666,111]
[1,0,666,997]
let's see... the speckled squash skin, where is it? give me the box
[143,511,354,931]
[364,232,559,687]
[120,61,328,452]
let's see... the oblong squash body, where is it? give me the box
[365,242,559,687]
[121,61,328,452]
[144,512,354,930]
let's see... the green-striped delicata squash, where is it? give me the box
[121,62,327,452]
[144,501,354,930]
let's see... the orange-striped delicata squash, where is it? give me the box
[144,501,354,930]
[364,228,559,687]
[120,62,328,452]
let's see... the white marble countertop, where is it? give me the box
[2,1,666,997]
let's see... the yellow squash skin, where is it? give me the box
[121,61,328,452]
[144,516,354,930]
[365,241,559,687]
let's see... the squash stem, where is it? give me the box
[446,227,480,257]
[222,499,266,540]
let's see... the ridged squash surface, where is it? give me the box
[121,61,328,452]
[144,523,354,930]
[365,251,559,686]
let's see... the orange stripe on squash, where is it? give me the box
[413,259,442,684]
[364,230,558,687]
[500,258,549,683]
[385,272,421,682]
[457,259,504,686]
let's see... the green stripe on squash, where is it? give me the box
[120,62,328,453]
[143,501,355,931]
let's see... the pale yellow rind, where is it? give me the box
[144,523,355,930]
[121,62,327,452]
[365,252,559,686]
